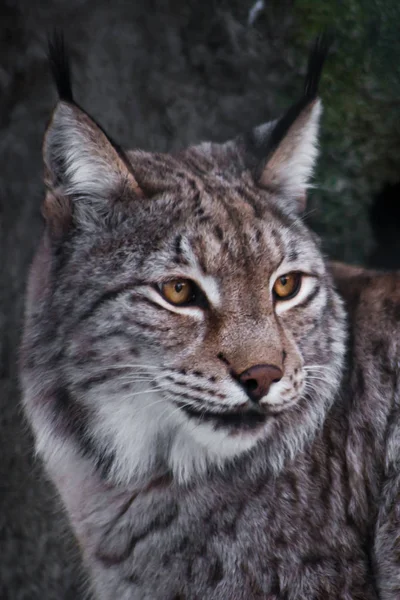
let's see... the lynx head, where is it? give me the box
[21,35,346,486]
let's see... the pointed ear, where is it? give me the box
[43,33,143,234]
[43,101,143,232]
[246,34,330,212]
[253,99,322,209]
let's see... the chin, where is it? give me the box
[166,407,274,484]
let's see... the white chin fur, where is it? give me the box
[88,386,264,486]
[169,418,266,484]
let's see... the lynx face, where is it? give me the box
[21,37,346,485]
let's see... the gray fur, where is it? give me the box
[19,21,400,600]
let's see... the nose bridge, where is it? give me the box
[220,314,284,374]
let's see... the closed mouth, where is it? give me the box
[175,401,268,431]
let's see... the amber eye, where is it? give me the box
[159,279,196,306]
[273,272,302,300]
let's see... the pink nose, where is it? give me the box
[238,364,283,403]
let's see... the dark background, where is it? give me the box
[1,0,400,598]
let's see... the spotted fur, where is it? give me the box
[20,36,400,599]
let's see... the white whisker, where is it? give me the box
[164,401,192,424]
[89,363,162,371]
[115,374,167,383]
[119,386,165,399]
[139,395,169,411]
[304,382,321,395]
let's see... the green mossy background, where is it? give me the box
[277,0,400,264]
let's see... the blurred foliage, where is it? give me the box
[270,0,400,264]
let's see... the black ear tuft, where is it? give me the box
[304,32,333,102]
[246,33,332,163]
[47,31,74,103]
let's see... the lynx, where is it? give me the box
[20,35,400,599]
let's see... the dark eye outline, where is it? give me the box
[272,272,302,301]
[155,279,209,309]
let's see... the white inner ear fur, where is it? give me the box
[260,99,322,198]
[45,102,120,201]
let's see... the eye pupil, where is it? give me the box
[159,279,198,306]
[273,272,301,300]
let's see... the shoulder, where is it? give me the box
[330,261,400,411]
[330,261,400,343]
[329,262,400,458]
